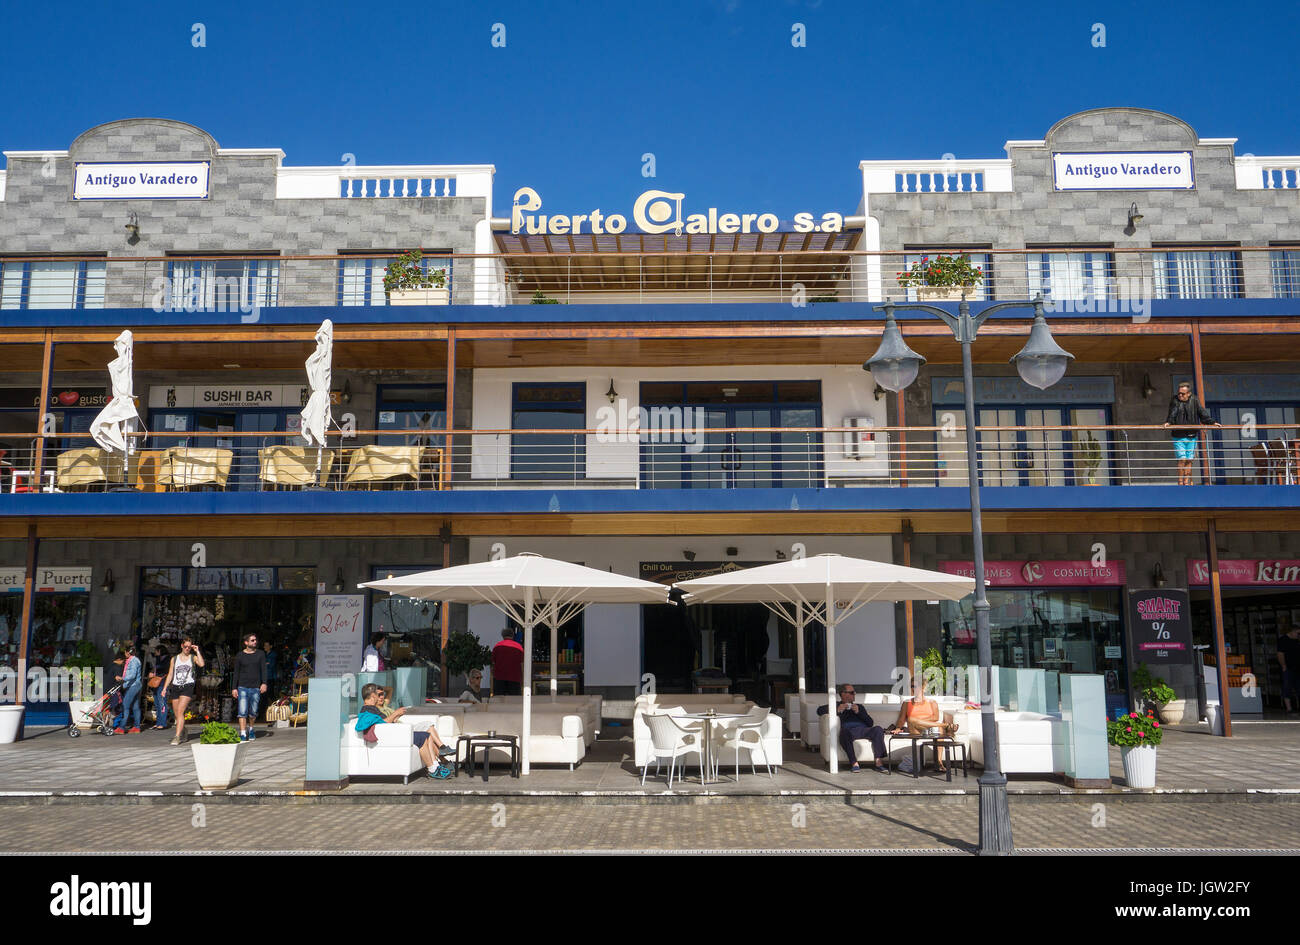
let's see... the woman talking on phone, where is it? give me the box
[163,637,204,745]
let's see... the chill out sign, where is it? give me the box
[1052,151,1194,191]
[73,161,210,200]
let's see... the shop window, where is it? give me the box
[902,250,992,301]
[165,255,280,310]
[1027,251,1114,302]
[376,385,447,447]
[511,383,586,480]
[337,253,451,306]
[1151,249,1243,299]
[0,258,106,309]
[1271,248,1300,298]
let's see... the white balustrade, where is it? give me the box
[275,165,493,199]
[860,159,1014,195]
[1234,155,1300,190]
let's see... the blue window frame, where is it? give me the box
[1271,249,1300,298]
[931,404,1114,487]
[1209,402,1299,483]
[165,257,279,310]
[1152,249,1243,299]
[0,258,106,309]
[1026,251,1115,302]
[337,253,452,306]
[511,382,586,480]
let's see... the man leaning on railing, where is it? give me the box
[1163,381,1219,486]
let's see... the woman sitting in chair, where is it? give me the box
[890,678,959,739]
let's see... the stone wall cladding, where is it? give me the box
[869,109,1299,284]
[0,119,484,305]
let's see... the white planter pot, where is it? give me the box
[68,700,98,729]
[914,285,971,302]
[1160,699,1189,726]
[1121,744,1157,788]
[0,705,25,743]
[191,741,250,790]
[388,287,449,306]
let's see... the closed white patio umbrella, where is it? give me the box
[674,554,975,773]
[299,319,334,486]
[363,553,670,773]
[89,329,144,455]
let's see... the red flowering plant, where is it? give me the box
[382,248,448,297]
[1107,710,1163,747]
[896,253,984,288]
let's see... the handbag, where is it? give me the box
[147,674,163,689]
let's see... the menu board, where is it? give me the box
[314,595,366,678]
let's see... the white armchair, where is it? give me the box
[642,712,713,788]
[714,707,774,780]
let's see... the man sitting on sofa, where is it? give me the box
[817,684,887,773]
[357,683,452,780]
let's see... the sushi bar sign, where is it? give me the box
[511,187,846,236]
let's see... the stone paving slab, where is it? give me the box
[3,722,1298,800]
[2,796,1298,853]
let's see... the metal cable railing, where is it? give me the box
[2,247,1299,309]
[5,424,1297,494]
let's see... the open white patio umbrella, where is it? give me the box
[299,319,333,483]
[674,553,975,773]
[89,329,143,455]
[363,553,670,773]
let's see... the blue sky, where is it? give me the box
[2,0,1298,216]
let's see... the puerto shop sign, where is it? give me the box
[940,560,1127,587]
[511,187,845,236]
[1189,559,1300,586]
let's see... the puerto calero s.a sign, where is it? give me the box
[512,187,844,237]
[1052,151,1194,191]
[73,161,210,200]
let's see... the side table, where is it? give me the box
[458,734,520,782]
[923,736,969,782]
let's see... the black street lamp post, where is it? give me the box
[865,293,1073,856]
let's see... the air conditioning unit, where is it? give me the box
[844,416,877,459]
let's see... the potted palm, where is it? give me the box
[191,721,250,790]
[896,253,984,301]
[384,249,448,306]
[1109,710,1162,788]
[1076,430,1104,485]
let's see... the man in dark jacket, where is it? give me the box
[816,684,888,773]
[1164,382,1219,485]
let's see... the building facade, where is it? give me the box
[1,109,1297,725]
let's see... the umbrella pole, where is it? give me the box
[550,623,558,701]
[795,602,806,701]
[825,583,838,775]
[522,587,534,775]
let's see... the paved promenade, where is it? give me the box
[1,721,1297,800]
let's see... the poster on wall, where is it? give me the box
[314,594,365,678]
[1127,588,1194,695]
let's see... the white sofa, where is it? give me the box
[423,708,586,770]
[955,708,1066,773]
[341,717,426,783]
[800,694,902,749]
[483,694,603,744]
[633,701,781,770]
[817,698,973,765]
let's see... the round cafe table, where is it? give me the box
[679,710,747,785]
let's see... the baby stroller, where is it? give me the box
[67,683,123,737]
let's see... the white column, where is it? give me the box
[795,602,806,699]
